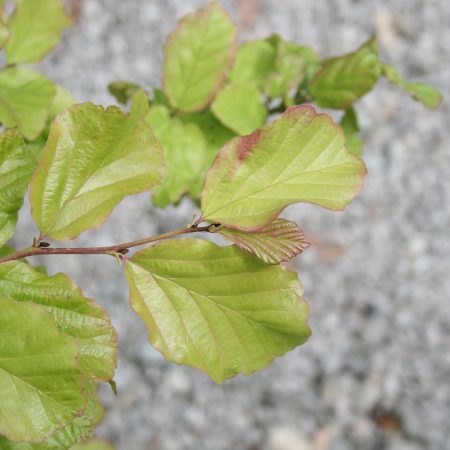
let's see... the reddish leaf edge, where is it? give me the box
[199,104,368,233]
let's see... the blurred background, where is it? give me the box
[11,0,449,449]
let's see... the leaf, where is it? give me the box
[30,96,165,240]
[0,296,86,443]
[265,40,310,103]
[163,2,237,112]
[0,129,37,247]
[381,62,443,109]
[220,219,310,264]
[0,383,102,449]
[5,0,72,64]
[340,107,363,156]
[211,83,267,135]
[180,110,235,199]
[0,67,56,140]
[71,439,115,450]
[201,105,367,230]
[0,14,9,49]
[49,85,75,119]
[309,37,381,109]
[0,260,117,381]
[145,105,207,207]
[151,89,171,108]
[125,238,310,383]
[108,81,142,105]
[228,40,276,89]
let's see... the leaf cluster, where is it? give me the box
[0,1,442,448]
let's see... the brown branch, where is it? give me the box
[0,225,214,265]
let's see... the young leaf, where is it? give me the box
[30,97,165,240]
[0,67,56,140]
[146,105,207,207]
[108,81,142,105]
[5,0,72,64]
[340,107,363,156]
[309,37,380,109]
[381,63,443,109]
[228,40,276,89]
[0,260,117,381]
[0,382,102,450]
[211,83,267,135]
[0,130,37,247]
[220,219,310,264]
[201,105,366,230]
[125,238,310,383]
[0,296,86,443]
[163,2,237,112]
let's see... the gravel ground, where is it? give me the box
[10,0,450,449]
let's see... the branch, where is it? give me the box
[0,225,214,265]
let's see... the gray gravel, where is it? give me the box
[10,0,450,449]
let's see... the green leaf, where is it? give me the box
[180,110,235,199]
[5,0,72,64]
[125,238,310,383]
[163,2,237,112]
[108,81,142,105]
[151,89,171,108]
[211,83,267,135]
[381,62,443,109]
[0,383,102,449]
[71,439,115,450]
[0,296,86,443]
[201,105,366,230]
[0,13,9,49]
[30,97,165,240]
[146,105,207,207]
[49,85,75,119]
[0,129,37,247]
[309,37,381,109]
[0,67,57,140]
[340,107,363,156]
[0,260,117,381]
[265,40,309,103]
[228,40,276,89]
[220,219,310,264]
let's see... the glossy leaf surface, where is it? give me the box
[163,2,237,112]
[146,105,207,207]
[0,260,117,381]
[309,38,380,109]
[0,67,56,140]
[0,130,37,247]
[381,63,443,109]
[220,219,310,264]
[211,83,267,135]
[5,0,71,64]
[125,238,310,383]
[0,296,85,443]
[201,105,366,230]
[30,95,165,240]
